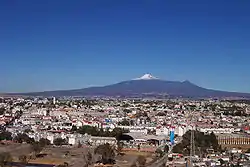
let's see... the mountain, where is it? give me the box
[7,74,250,98]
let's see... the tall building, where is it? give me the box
[53,97,56,105]
[170,127,175,145]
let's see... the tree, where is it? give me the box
[155,148,164,158]
[156,112,165,116]
[0,152,12,167]
[24,129,33,133]
[137,144,140,151]
[39,138,50,147]
[31,141,43,157]
[94,143,115,164]
[53,138,66,146]
[84,151,92,167]
[117,142,123,155]
[71,125,77,132]
[123,109,131,113]
[164,145,169,153]
[0,108,5,115]
[118,119,130,126]
[137,155,146,167]
[111,128,128,139]
[77,126,128,138]
[172,143,184,154]
[0,131,12,141]
[173,130,220,155]
[218,158,225,165]
[14,133,34,144]
[77,141,82,148]
[77,126,99,136]
[209,132,219,150]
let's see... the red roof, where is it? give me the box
[244,127,249,130]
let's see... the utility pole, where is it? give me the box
[189,111,195,167]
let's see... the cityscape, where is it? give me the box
[1,1,250,167]
[0,77,250,166]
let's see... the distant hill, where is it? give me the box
[6,74,250,98]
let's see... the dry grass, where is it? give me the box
[29,158,65,165]
[122,150,152,156]
[114,151,154,167]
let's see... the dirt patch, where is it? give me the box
[114,151,154,167]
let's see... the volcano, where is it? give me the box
[7,74,250,98]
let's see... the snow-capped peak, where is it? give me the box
[135,73,158,80]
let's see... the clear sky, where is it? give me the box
[0,0,250,93]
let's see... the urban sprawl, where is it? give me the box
[0,97,250,167]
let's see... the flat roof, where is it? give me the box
[124,132,168,141]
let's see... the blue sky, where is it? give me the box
[0,0,250,93]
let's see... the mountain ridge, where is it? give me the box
[5,76,250,98]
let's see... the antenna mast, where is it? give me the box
[189,111,195,167]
